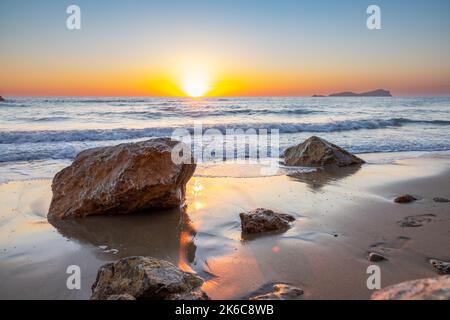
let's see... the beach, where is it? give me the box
[0,152,449,300]
[1,0,450,304]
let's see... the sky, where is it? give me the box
[0,0,449,97]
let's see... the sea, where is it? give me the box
[1,96,449,183]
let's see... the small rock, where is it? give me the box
[240,208,295,234]
[250,284,303,300]
[433,197,450,203]
[397,214,435,227]
[429,259,450,275]
[284,136,365,167]
[368,252,387,262]
[394,194,417,204]
[371,275,450,300]
[0,96,5,102]
[106,294,136,300]
[91,256,209,300]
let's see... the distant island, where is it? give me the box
[313,89,392,97]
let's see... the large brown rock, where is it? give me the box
[284,136,365,167]
[371,276,450,300]
[48,138,196,219]
[91,256,209,300]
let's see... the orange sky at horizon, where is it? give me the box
[2,63,450,97]
[1,1,450,97]
[2,48,449,97]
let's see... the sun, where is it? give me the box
[181,72,210,98]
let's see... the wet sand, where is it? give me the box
[0,153,449,299]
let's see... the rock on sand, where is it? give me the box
[394,194,417,204]
[91,256,209,300]
[284,136,365,167]
[429,259,450,275]
[48,138,196,219]
[250,284,304,300]
[240,208,295,234]
[371,275,450,300]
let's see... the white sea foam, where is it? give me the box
[0,97,449,179]
[1,118,449,145]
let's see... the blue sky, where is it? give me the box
[1,0,449,96]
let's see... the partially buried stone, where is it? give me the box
[394,194,417,204]
[368,252,387,262]
[433,197,450,203]
[250,284,304,300]
[429,259,450,275]
[397,214,435,227]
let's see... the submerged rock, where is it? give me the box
[371,276,450,300]
[48,138,196,219]
[394,194,417,203]
[433,197,450,203]
[240,208,295,234]
[368,252,387,262]
[91,256,209,300]
[429,259,450,275]
[284,136,365,167]
[250,284,304,300]
[397,214,435,227]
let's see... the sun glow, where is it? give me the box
[181,71,210,98]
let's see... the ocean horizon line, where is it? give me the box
[2,95,450,99]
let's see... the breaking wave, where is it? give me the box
[1,118,448,145]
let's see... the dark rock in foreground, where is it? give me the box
[371,276,450,300]
[91,256,209,300]
[240,208,295,234]
[250,284,303,300]
[394,194,417,204]
[0,96,5,102]
[429,259,450,275]
[48,138,196,219]
[284,136,365,167]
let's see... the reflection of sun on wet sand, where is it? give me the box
[0,150,450,299]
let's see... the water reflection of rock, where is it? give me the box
[288,165,361,190]
[49,208,197,267]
